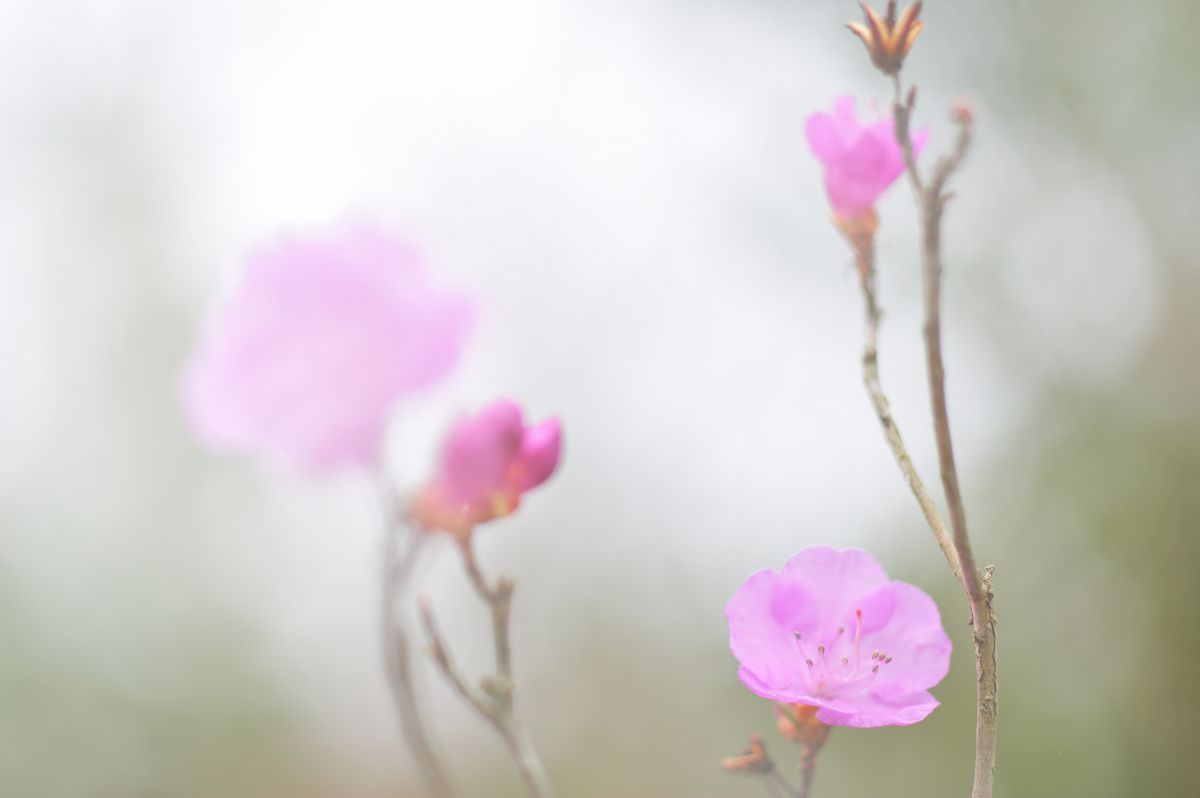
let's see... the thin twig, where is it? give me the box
[419,596,500,723]
[767,769,799,798]
[891,75,998,798]
[849,228,964,584]
[379,483,459,798]
[419,541,558,798]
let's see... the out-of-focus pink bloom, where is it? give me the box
[726,546,951,728]
[411,399,561,538]
[183,224,473,474]
[805,95,929,219]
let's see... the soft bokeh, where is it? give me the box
[184,224,473,473]
[2,1,1197,797]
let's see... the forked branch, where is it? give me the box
[892,75,998,798]
[419,540,558,798]
[379,483,459,798]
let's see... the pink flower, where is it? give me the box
[411,399,562,538]
[183,224,473,473]
[805,96,929,219]
[726,546,951,728]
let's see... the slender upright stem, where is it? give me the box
[379,484,459,798]
[793,722,829,798]
[891,74,998,798]
[419,540,558,798]
[795,744,818,798]
[849,228,964,584]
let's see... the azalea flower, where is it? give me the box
[805,96,928,220]
[183,224,473,473]
[726,545,951,728]
[411,399,562,538]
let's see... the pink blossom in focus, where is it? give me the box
[805,95,929,219]
[411,399,562,538]
[726,546,951,728]
[183,224,473,473]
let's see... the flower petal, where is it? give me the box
[815,688,940,728]
[442,400,524,502]
[513,417,562,493]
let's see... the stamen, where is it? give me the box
[853,609,864,674]
[806,659,814,667]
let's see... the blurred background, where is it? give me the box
[1,0,1197,796]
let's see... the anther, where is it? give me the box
[841,657,849,666]
[837,626,845,635]
[806,659,814,667]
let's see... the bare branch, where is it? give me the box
[845,221,964,584]
[379,482,459,798]
[418,596,502,727]
[419,540,558,798]
[890,78,998,798]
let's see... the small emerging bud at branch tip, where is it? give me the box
[721,733,774,775]
[846,1,924,76]
[950,99,975,127]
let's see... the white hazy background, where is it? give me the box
[1,1,1189,797]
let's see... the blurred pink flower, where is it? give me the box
[183,224,473,473]
[726,546,951,728]
[805,95,928,219]
[411,399,562,538]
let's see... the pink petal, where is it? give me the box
[514,417,562,493]
[779,547,890,607]
[805,112,842,163]
[862,582,953,693]
[183,224,473,473]
[727,569,815,696]
[442,399,525,503]
[814,688,940,728]
[805,95,922,218]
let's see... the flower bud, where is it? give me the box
[846,1,924,76]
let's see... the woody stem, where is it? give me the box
[892,72,998,798]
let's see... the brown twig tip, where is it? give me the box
[847,1,924,75]
[721,733,775,775]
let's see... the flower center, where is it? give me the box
[791,608,894,696]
